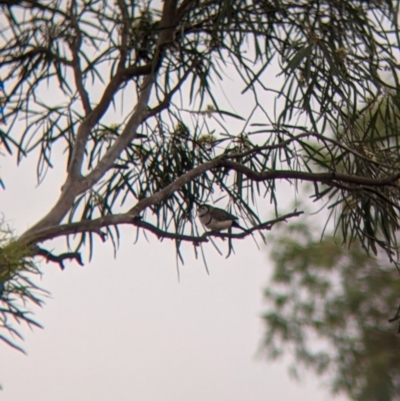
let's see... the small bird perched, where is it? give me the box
[197,204,248,232]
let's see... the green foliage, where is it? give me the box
[0,221,47,354]
[263,222,400,400]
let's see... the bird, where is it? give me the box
[197,204,248,232]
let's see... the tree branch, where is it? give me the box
[18,0,189,240]
[66,63,153,181]
[67,0,180,184]
[129,155,226,216]
[147,63,194,117]
[3,47,73,67]
[175,0,197,22]
[116,0,130,68]
[19,205,304,246]
[35,246,84,270]
[220,160,400,187]
[18,147,400,246]
[1,0,68,17]
[19,145,400,245]
[131,211,304,243]
[80,0,181,189]
[224,131,394,169]
[330,181,400,212]
[21,63,154,238]
[69,0,91,115]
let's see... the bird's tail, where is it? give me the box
[232,221,250,233]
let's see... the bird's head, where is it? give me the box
[197,204,210,217]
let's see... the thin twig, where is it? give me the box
[132,211,304,243]
[35,246,84,270]
[220,160,400,187]
[116,0,130,68]
[69,0,92,115]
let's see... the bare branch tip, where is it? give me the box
[35,246,84,270]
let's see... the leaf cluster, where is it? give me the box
[0,222,47,354]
